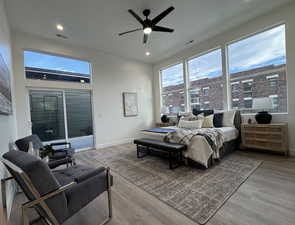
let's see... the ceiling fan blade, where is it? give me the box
[118,28,142,36]
[143,34,148,44]
[151,6,175,25]
[153,26,174,33]
[128,9,144,26]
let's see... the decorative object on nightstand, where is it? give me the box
[161,106,170,123]
[253,97,273,124]
[241,123,289,155]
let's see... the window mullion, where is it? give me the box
[183,59,190,112]
[223,45,231,111]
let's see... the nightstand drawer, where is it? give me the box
[241,123,288,155]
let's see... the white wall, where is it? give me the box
[0,0,17,219]
[12,32,154,149]
[153,1,295,155]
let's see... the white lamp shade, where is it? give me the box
[252,97,273,110]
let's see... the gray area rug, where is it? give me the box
[77,144,262,224]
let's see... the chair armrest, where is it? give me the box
[24,182,77,208]
[74,167,106,183]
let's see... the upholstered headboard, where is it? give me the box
[233,110,241,131]
[192,109,242,130]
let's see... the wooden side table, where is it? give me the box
[156,122,176,127]
[241,123,289,155]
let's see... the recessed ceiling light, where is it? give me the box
[56,24,64,31]
[143,27,152,34]
[145,51,151,56]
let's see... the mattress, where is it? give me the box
[215,127,239,142]
[142,126,239,142]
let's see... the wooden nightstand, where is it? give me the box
[241,123,289,155]
[156,122,176,127]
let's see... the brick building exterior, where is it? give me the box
[161,64,287,115]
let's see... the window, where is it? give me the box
[244,98,253,108]
[231,82,240,92]
[267,74,279,88]
[269,95,279,109]
[161,63,185,115]
[228,24,287,113]
[188,49,224,111]
[232,99,239,109]
[203,87,210,96]
[24,50,91,83]
[159,24,288,116]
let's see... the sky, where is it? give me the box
[162,24,286,87]
[24,51,91,75]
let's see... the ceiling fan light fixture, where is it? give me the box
[145,51,151,56]
[143,27,152,34]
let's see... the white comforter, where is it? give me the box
[141,127,238,168]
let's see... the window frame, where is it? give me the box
[225,22,288,115]
[159,23,288,117]
[186,47,224,112]
[23,49,93,84]
[159,61,186,115]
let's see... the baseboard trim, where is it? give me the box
[95,137,136,149]
[289,147,295,156]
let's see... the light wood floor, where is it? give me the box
[7,144,295,225]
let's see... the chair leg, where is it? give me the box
[21,205,30,225]
[99,168,112,225]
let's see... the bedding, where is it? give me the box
[141,126,239,168]
[178,119,203,129]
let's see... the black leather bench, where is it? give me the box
[134,138,187,169]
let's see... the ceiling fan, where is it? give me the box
[119,6,175,44]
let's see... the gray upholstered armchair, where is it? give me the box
[15,134,75,169]
[1,150,112,225]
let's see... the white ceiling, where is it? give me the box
[4,0,291,64]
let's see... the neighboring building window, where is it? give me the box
[231,82,240,92]
[161,63,185,116]
[267,74,279,88]
[203,87,210,96]
[232,98,239,109]
[244,98,253,108]
[228,24,287,113]
[242,80,253,98]
[269,95,279,109]
[188,48,224,111]
[24,50,91,83]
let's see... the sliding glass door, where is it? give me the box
[29,89,94,150]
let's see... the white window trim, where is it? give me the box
[267,74,279,79]
[231,81,240,85]
[242,79,253,83]
[269,94,278,98]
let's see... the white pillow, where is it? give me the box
[197,114,214,128]
[178,119,203,129]
[223,110,236,127]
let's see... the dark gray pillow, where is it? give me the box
[213,113,223,127]
[192,109,214,116]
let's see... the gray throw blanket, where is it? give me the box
[164,128,224,158]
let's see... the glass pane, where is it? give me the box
[188,49,224,111]
[24,50,91,83]
[161,63,185,116]
[228,25,287,113]
[30,90,65,142]
[65,91,93,149]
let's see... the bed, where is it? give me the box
[141,111,241,168]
